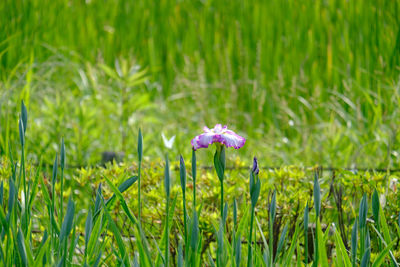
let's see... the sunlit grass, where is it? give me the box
[1,0,400,167]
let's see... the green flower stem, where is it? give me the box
[220,179,224,219]
[60,167,64,227]
[165,195,169,267]
[182,191,188,262]
[269,216,274,266]
[21,144,28,233]
[192,149,196,210]
[214,145,225,220]
[138,162,142,222]
[247,206,255,267]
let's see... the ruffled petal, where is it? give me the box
[213,124,223,133]
[220,130,246,149]
[203,126,211,133]
[191,132,215,150]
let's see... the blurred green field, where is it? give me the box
[1,0,400,167]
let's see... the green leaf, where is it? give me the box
[16,228,28,267]
[60,138,66,170]
[118,176,138,192]
[177,240,183,267]
[138,129,143,163]
[21,100,28,134]
[34,238,49,267]
[51,154,58,186]
[251,175,261,208]
[87,211,103,257]
[0,180,3,205]
[179,155,186,194]
[275,224,288,263]
[84,208,93,249]
[0,206,8,230]
[269,191,276,224]
[255,216,269,256]
[28,160,42,210]
[360,248,370,267]
[101,199,129,266]
[100,64,120,80]
[351,220,358,267]
[313,173,321,217]
[316,220,329,267]
[223,202,228,226]
[103,176,153,267]
[191,149,196,183]
[359,194,368,229]
[213,146,225,182]
[39,175,51,207]
[104,176,138,207]
[94,183,102,217]
[371,239,396,267]
[19,117,25,147]
[333,226,352,267]
[284,222,301,267]
[191,209,199,251]
[371,189,379,226]
[7,178,15,221]
[164,154,170,197]
[235,234,241,267]
[59,197,75,242]
[378,205,398,266]
[233,199,237,227]
[303,202,309,265]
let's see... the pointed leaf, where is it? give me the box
[21,100,28,134]
[164,154,170,197]
[60,138,66,170]
[138,129,143,163]
[179,155,186,194]
[313,173,321,217]
[60,197,75,242]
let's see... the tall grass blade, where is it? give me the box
[333,226,351,267]
[371,239,396,267]
[101,199,129,266]
[20,100,27,134]
[59,197,75,242]
[313,173,321,218]
[16,228,28,267]
[275,224,288,264]
[303,202,309,265]
[351,220,358,267]
[316,220,329,267]
[284,222,301,267]
[191,149,196,208]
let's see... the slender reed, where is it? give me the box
[164,154,170,267]
[247,157,260,267]
[137,128,143,222]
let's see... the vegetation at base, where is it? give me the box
[1,0,400,167]
[0,102,399,265]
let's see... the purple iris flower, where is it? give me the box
[191,124,246,151]
[252,157,259,175]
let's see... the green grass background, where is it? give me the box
[1,0,400,167]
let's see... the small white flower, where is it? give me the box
[162,132,175,149]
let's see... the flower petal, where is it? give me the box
[191,132,215,150]
[220,130,246,149]
[213,124,223,133]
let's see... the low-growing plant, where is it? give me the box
[0,102,399,266]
